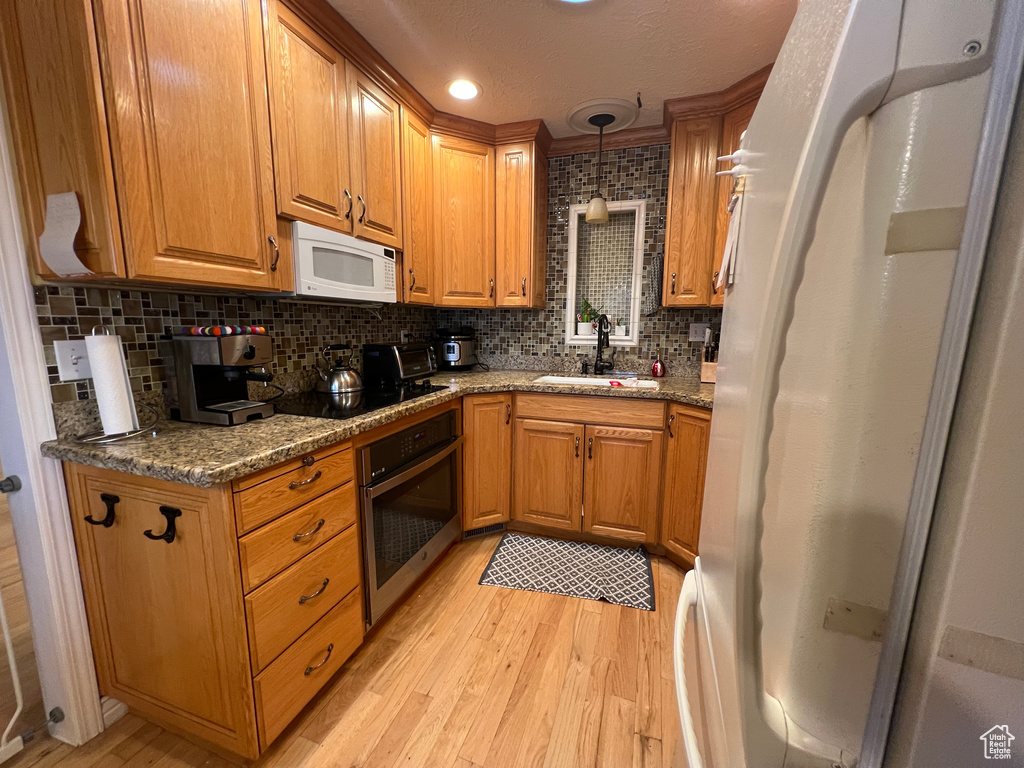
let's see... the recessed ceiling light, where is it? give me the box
[447,79,480,100]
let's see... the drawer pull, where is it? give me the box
[668,413,675,438]
[298,577,329,605]
[505,403,511,425]
[293,518,326,542]
[289,470,322,490]
[574,436,580,458]
[304,643,334,676]
[143,506,181,544]
[521,277,527,297]
[86,493,119,527]
[588,437,594,460]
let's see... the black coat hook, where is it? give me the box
[143,506,181,544]
[85,493,118,527]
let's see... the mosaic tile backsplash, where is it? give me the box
[32,143,720,414]
[438,144,723,373]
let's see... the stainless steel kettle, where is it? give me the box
[316,344,364,394]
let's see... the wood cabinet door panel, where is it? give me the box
[711,100,756,307]
[348,68,403,248]
[65,466,257,757]
[582,425,663,543]
[401,107,435,303]
[663,116,721,306]
[434,134,496,306]
[660,405,711,561]
[512,419,583,531]
[0,0,126,278]
[269,4,352,232]
[95,0,279,289]
[463,393,513,529]
[495,142,535,307]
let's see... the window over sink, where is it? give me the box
[565,199,646,347]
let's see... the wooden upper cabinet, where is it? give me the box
[94,0,281,290]
[495,142,547,308]
[65,465,258,758]
[711,100,757,308]
[0,0,125,279]
[433,134,496,307]
[463,393,513,530]
[268,3,353,234]
[401,107,435,304]
[513,419,583,531]
[660,404,711,563]
[663,116,722,307]
[347,68,403,249]
[582,425,663,543]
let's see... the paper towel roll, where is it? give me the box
[85,332,139,435]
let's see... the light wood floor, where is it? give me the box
[10,534,688,768]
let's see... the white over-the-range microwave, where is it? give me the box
[291,221,397,303]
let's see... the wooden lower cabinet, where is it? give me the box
[64,441,362,759]
[582,425,664,543]
[512,418,585,531]
[660,404,712,562]
[462,393,513,529]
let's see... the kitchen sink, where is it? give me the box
[532,375,659,389]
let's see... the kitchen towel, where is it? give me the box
[85,330,139,435]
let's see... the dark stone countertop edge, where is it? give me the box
[40,373,713,488]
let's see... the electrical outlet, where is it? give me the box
[54,339,92,381]
[400,329,411,343]
[688,322,710,342]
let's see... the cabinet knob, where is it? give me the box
[268,235,280,272]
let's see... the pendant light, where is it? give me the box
[585,113,615,224]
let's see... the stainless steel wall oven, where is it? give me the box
[358,409,461,627]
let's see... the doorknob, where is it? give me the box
[0,475,21,494]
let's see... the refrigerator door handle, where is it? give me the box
[674,570,705,768]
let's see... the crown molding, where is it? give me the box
[494,120,554,155]
[663,64,772,123]
[430,112,497,144]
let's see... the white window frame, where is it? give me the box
[564,199,646,347]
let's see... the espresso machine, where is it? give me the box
[169,334,276,425]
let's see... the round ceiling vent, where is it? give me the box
[566,98,639,134]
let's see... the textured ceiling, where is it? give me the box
[327,0,798,138]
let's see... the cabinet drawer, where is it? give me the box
[238,482,357,593]
[514,393,666,429]
[245,525,360,673]
[253,589,363,750]
[235,446,353,534]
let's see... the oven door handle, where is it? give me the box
[363,436,464,498]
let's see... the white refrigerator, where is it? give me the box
[674,0,1024,766]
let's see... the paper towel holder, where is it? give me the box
[73,327,160,444]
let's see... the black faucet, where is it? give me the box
[594,315,616,375]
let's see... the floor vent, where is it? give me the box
[464,523,506,540]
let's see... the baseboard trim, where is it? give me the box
[100,698,127,729]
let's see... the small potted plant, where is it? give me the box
[577,299,597,336]
[614,317,627,336]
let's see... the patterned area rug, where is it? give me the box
[479,533,655,611]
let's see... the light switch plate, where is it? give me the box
[54,339,92,381]
[688,322,710,342]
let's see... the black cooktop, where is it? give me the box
[274,382,447,421]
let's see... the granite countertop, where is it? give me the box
[40,370,714,487]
